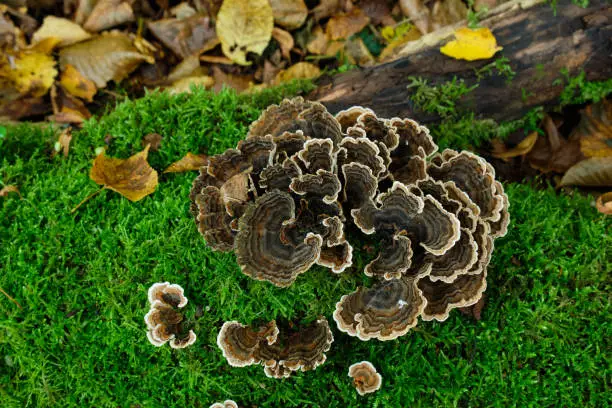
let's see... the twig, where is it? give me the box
[70,187,105,214]
[0,287,23,310]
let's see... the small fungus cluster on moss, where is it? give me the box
[145,282,196,349]
[190,97,509,381]
[348,361,382,396]
[217,318,333,379]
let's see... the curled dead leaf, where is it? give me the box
[148,15,218,59]
[527,115,583,174]
[269,0,308,30]
[50,84,91,125]
[274,62,321,85]
[83,0,135,32]
[216,0,274,65]
[440,27,502,61]
[595,192,612,215]
[272,27,294,59]
[344,37,375,66]
[60,64,97,102]
[164,152,208,173]
[90,144,159,202]
[559,157,612,187]
[32,16,91,47]
[0,185,21,198]
[326,8,370,41]
[492,132,538,161]
[570,99,612,158]
[59,32,151,88]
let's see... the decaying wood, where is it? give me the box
[310,0,612,123]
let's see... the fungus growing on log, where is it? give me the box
[191,97,509,344]
[145,282,196,348]
[217,318,334,378]
[348,361,382,396]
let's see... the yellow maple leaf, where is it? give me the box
[440,27,502,61]
[216,0,274,65]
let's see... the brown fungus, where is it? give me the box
[348,361,383,396]
[217,318,333,378]
[191,97,509,341]
[145,283,196,349]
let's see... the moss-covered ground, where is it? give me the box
[0,83,610,407]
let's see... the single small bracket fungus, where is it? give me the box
[217,318,334,378]
[191,97,509,342]
[348,361,382,396]
[145,282,196,349]
[209,400,238,408]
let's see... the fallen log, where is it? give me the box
[310,0,612,123]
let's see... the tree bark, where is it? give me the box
[309,0,612,124]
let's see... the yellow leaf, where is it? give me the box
[379,24,421,61]
[32,16,92,47]
[60,64,97,102]
[571,100,612,158]
[216,0,273,66]
[8,52,57,97]
[440,27,502,61]
[491,132,539,160]
[164,152,209,173]
[274,62,321,85]
[90,145,158,202]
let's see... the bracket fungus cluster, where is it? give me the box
[145,282,196,349]
[217,318,333,378]
[348,361,382,396]
[190,97,509,379]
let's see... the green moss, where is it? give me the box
[556,69,612,107]
[1,82,609,407]
[407,76,479,119]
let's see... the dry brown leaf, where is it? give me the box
[570,100,612,158]
[431,0,468,31]
[164,152,208,173]
[50,84,92,125]
[399,0,431,34]
[52,127,72,158]
[0,185,21,198]
[312,0,342,21]
[527,115,583,174]
[344,37,375,66]
[491,132,538,161]
[0,97,50,120]
[167,54,202,82]
[595,192,612,215]
[274,62,321,85]
[360,0,395,26]
[200,55,234,64]
[216,0,274,65]
[307,25,329,55]
[60,64,97,102]
[269,0,308,30]
[474,0,498,11]
[83,0,135,32]
[559,157,612,187]
[32,16,91,47]
[148,15,218,59]
[272,27,294,59]
[168,75,215,94]
[212,66,253,92]
[171,2,197,19]
[90,145,158,202]
[326,8,370,41]
[74,0,97,25]
[142,133,163,151]
[59,32,151,88]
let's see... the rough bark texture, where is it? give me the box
[310,0,612,124]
